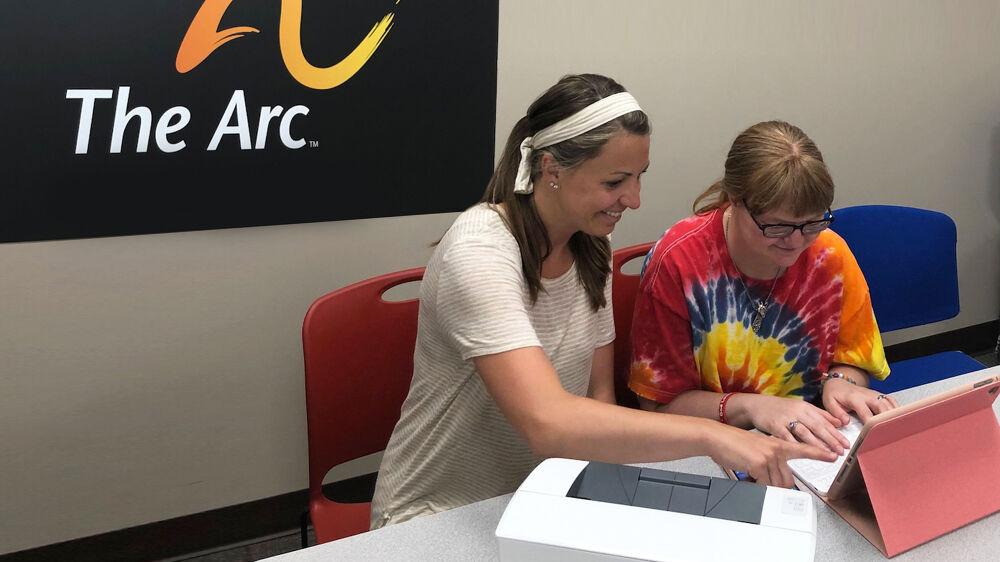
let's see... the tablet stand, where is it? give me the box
[826,383,1000,557]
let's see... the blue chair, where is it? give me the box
[831,205,984,393]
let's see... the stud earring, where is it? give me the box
[549,181,559,190]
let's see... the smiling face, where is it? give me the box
[538,132,650,241]
[730,203,828,273]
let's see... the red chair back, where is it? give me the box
[611,243,654,408]
[302,267,424,543]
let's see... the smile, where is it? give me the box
[772,246,804,256]
[602,210,623,218]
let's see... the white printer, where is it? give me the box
[495,458,816,562]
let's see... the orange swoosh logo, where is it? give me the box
[176,0,260,73]
[176,0,398,90]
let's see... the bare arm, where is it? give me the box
[640,389,748,424]
[474,346,835,487]
[640,364,899,453]
[587,342,616,404]
[640,390,850,455]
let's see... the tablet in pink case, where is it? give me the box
[823,376,1000,557]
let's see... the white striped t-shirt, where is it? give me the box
[370,203,615,528]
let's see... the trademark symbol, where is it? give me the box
[309,140,319,148]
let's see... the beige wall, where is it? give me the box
[3,0,999,553]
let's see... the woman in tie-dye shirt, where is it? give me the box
[630,121,897,458]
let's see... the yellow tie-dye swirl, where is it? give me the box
[697,322,805,396]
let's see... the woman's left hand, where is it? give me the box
[822,379,899,424]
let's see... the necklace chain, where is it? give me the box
[724,207,781,333]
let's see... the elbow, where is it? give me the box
[518,404,572,458]
[637,394,671,413]
[521,416,560,457]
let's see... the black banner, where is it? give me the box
[1,1,498,242]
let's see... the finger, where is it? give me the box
[746,459,769,487]
[777,459,795,489]
[869,395,893,415]
[824,399,851,425]
[775,427,797,444]
[852,399,875,423]
[792,422,839,454]
[767,461,788,489]
[817,407,844,428]
[809,413,851,449]
[752,469,769,487]
[804,419,847,453]
[874,393,899,412]
[788,440,837,462]
[815,424,849,454]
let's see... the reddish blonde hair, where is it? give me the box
[694,121,834,216]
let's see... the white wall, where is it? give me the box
[3,0,999,553]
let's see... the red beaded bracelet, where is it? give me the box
[718,392,736,425]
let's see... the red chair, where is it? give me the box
[301,267,424,545]
[611,242,654,408]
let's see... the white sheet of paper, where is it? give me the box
[787,416,864,495]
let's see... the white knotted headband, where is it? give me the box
[513,92,643,194]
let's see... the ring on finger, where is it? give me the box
[787,419,800,431]
[877,394,887,401]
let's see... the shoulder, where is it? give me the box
[428,204,524,289]
[658,211,719,255]
[446,203,515,240]
[438,204,520,258]
[814,229,849,251]
[796,230,871,292]
[643,210,721,283]
[807,230,856,267]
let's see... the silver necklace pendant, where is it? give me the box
[751,301,767,332]
[724,207,780,336]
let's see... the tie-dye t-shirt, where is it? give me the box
[629,207,889,405]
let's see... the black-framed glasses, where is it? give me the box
[749,208,835,238]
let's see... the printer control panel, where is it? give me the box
[566,461,766,524]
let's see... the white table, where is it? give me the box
[268,365,1000,561]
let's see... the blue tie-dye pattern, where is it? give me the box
[685,276,823,401]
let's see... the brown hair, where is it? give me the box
[482,74,650,311]
[693,120,834,217]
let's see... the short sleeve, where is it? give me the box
[627,252,702,404]
[595,272,615,348]
[831,239,891,380]
[435,235,542,361]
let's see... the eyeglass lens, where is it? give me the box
[762,220,832,237]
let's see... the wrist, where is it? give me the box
[821,370,857,389]
[718,392,737,425]
[701,416,741,458]
[721,392,757,429]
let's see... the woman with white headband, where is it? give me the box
[370,75,834,528]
